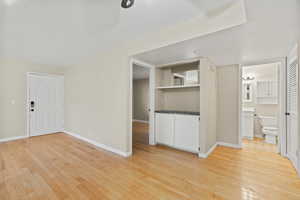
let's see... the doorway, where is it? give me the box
[26,73,64,137]
[240,60,286,155]
[129,59,155,154]
[132,64,150,145]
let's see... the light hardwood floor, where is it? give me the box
[242,137,277,153]
[133,121,149,145]
[0,127,299,199]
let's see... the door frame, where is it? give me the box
[26,72,65,137]
[129,59,156,155]
[239,57,287,156]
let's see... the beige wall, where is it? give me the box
[216,65,240,145]
[155,62,200,112]
[0,59,65,140]
[64,55,129,152]
[133,79,149,121]
[200,59,217,153]
[64,1,246,154]
[243,63,279,136]
[161,88,200,112]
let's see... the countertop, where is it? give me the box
[155,110,200,116]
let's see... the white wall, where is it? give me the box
[0,59,64,140]
[216,65,240,145]
[200,59,217,153]
[64,1,246,154]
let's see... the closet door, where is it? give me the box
[286,45,299,168]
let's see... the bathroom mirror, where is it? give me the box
[243,83,253,102]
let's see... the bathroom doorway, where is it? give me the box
[240,59,286,155]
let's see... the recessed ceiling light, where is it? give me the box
[121,0,135,9]
[4,0,17,6]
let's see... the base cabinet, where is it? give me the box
[155,113,199,153]
[155,113,174,146]
[174,114,199,152]
[242,111,254,139]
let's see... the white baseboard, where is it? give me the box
[198,143,218,158]
[288,153,298,173]
[217,142,242,149]
[0,135,28,143]
[64,131,131,158]
[198,142,242,158]
[133,119,149,124]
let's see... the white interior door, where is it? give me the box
[28,74,64,137]
[286,46,299,168]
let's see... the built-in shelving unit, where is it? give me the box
[155,59,200,112]
[156,84,200,90]
[154,57,218,157]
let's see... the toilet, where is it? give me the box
[260,116,278,144]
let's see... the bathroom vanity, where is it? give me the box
[242,108,255,139]
[155,111,200,153]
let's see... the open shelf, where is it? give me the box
[156,84,200,90]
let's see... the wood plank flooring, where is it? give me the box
[133,121,149,145]
[242,137,277,153]
[0,127,299,199]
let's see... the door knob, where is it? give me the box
[30,101,35,108]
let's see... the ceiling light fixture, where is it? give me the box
[242,76,255,81]
[121,0,135,9]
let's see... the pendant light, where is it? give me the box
[121,0,135,8]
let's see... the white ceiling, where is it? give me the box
[133,64,149,80]
[0,0,235,66]
[134,0,300,66]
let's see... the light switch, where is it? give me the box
[11,100,15,105]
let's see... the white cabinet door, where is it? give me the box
[256,81,278,104]
[174,114,199,153]
[155,113,174,146]
[241,112,254,139]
